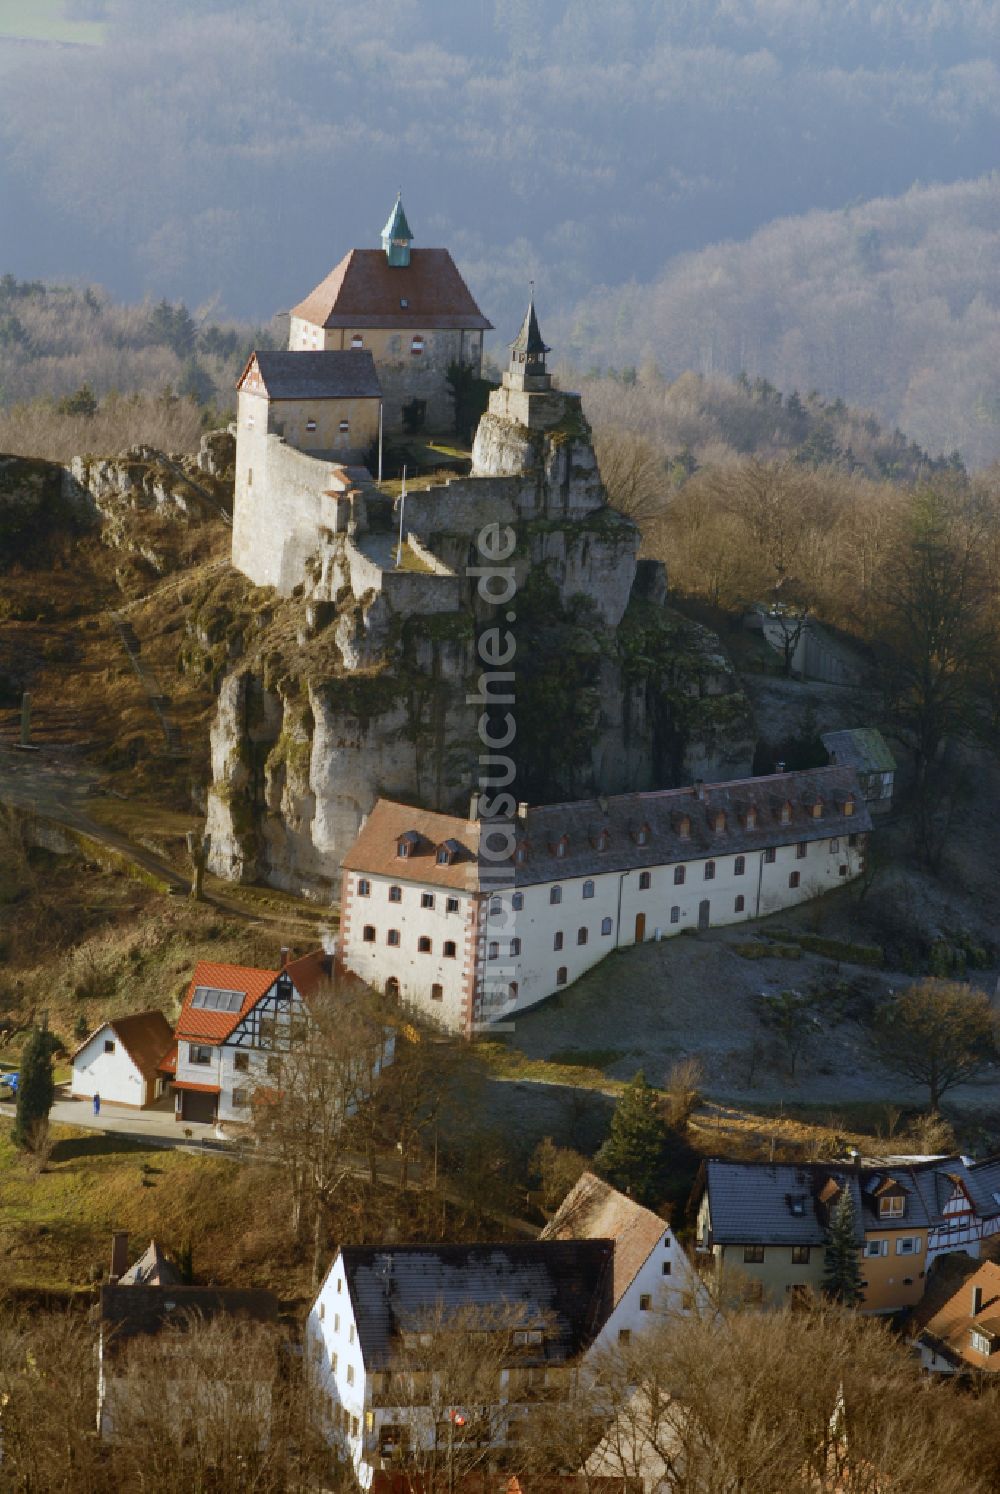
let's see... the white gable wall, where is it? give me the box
[585,1230,707,1361]
[306,1252,370,1485]
[72,1026,147,1107]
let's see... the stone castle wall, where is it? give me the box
[233,432,355,594]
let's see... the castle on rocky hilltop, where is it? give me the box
[210,200,754,898]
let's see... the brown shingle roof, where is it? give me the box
[919,1260,1000,1370]
[541,1172,667,1308]
[70,1009,174,1079]
[292,248,492,331]
[341,801,482,892]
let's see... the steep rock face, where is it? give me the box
[206,396,754,897]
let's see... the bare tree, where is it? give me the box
[872,978,998,1110]
[592,426,668,524]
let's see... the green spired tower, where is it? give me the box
[380,193,413,267]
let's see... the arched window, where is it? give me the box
[512,892,524,911]
[639,871,651,890]
[357,878,371,897]
[704,860,716,881]
[488,941,499,960]
[550,886,562,905]
[582,880,595,900]
[577,927,588,946]
[601,917,613,936]
[386,977,400,1000]
[556,967,568,986]
[490,895,502,915]
[418,936,432,954]
[553,931,563,951]
[674,866,686,886]
[443,941,457,959]
[734,895,745,913]
[509,981,519,1002]
[510,937,521,956]
[789,871,801,889]
[389,885,402,903]
[734,856,745,876]
[362,925,376,943]
[713,811,726,833]
[670,906,680,924]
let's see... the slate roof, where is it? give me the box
[238,349,382,400]
[511,292,550,356]
[291,248,492,331]
[98,1284,279,1352]
[70,1009,174,1079]
[381,194,413,244]
[343,767,871,893]
[541,1172,667,1308]
[339,1242,614,1371]
[919,1261,1000,1370]
[118,1239,182,1287]
[175,961,279,1044]
[821,728,896,776]
[702,1161,865,1247]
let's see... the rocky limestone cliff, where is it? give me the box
[205,397,754,897]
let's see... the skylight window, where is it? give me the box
[190,986,244,1013]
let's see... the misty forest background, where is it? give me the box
[0,0,998,467]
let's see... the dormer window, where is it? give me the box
[779,801,792,825]
[551,834,569,859]
[713,811,726,833]
[397,830,420,859]
[810,799,824,819]
[435,838,461,866]
[305,419,317,432]
[878,1193,905,1219]
[515,843,528,865]
[843,796,855,816]
[411,336,424,356]
[786,1194,807,1217]
[744,806,758,831]
[676,815,691,841]
[593,829,610,851]
[350,334,364,349]
[339,419,350,433]
[971,1329,993,1357]
[633,824,650,846]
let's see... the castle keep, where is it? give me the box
[212,200,755,899]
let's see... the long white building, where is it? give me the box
[339,765,871,1035]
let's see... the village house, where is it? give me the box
[288,193,492,432]
[339,765,871,1035]
[170,947,392,1126]
[694,1155,1000,1314]
[70,1009,174,1109]
[917,1261,1000,1375]
[821,728,896,814]
[305,1176,699,1484]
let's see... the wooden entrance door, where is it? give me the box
[698,899,711,930]
[635,912,646,944]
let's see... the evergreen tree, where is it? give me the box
[822,1187,863,1306]
[594,1071,671,1206]
[13,1021,56,1150]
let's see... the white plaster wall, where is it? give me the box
[174,1040,223,1093]
[341,870,475,1030]
[307,1254,370,1485]
[71,1026,146,1106]
[585,1230,706,1361]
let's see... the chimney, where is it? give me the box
[110,1230,128,1284]
[972,1284,984,1318]
[280,946,290,968]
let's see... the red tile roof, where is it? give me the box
[175,961,278,1044]
[341,801,481,891]
[172,1080,222,1095]
[920,1260,1000,1370]
[291,248,492,331]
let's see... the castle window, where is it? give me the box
[735,894,745,912]
[789,871,800,888]
[306,419,317,432]
[357,878,371,897]
[510,937,521,956]
[339,420,350,433]
[446,896,459,913]
[577,927,588,946]
[745,807,757,830]
[844,796,855,816]
[400,298,408,309]
[734,856,745,876]
[443,941,457,959]
[418,936,432,954]
[633,825,649,846]
[490,895,502,915]
[779,802,792,825]
[829,838,840,853]
[601,917,613,936]
[389,885,402,903]
[362,925,376,943]
[488,941,499,960]
[764,847,776,864]
[556,967,567,986]
[670,906,680,924]
[550,886,562,905]
[582,880,595,900]
[350,334,364,348]
[674,866,685,885]
[595,830,609,851]
[677,816,691,840]
[713,811,726,833]
[387,929,400,947]
[509,981,518,1001]
[436,847,450,865]
[421,892,435,909]
[411,336,424,355]
[704,861,716,881]
[512,892,524,911]
[796,842,807,859]
[811,800,823,819]
[639,871,651,890]
[553,932,563,951]
[431,983,443,1001]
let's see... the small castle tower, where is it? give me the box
[504,287,551,393]
[380,193,413,268]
